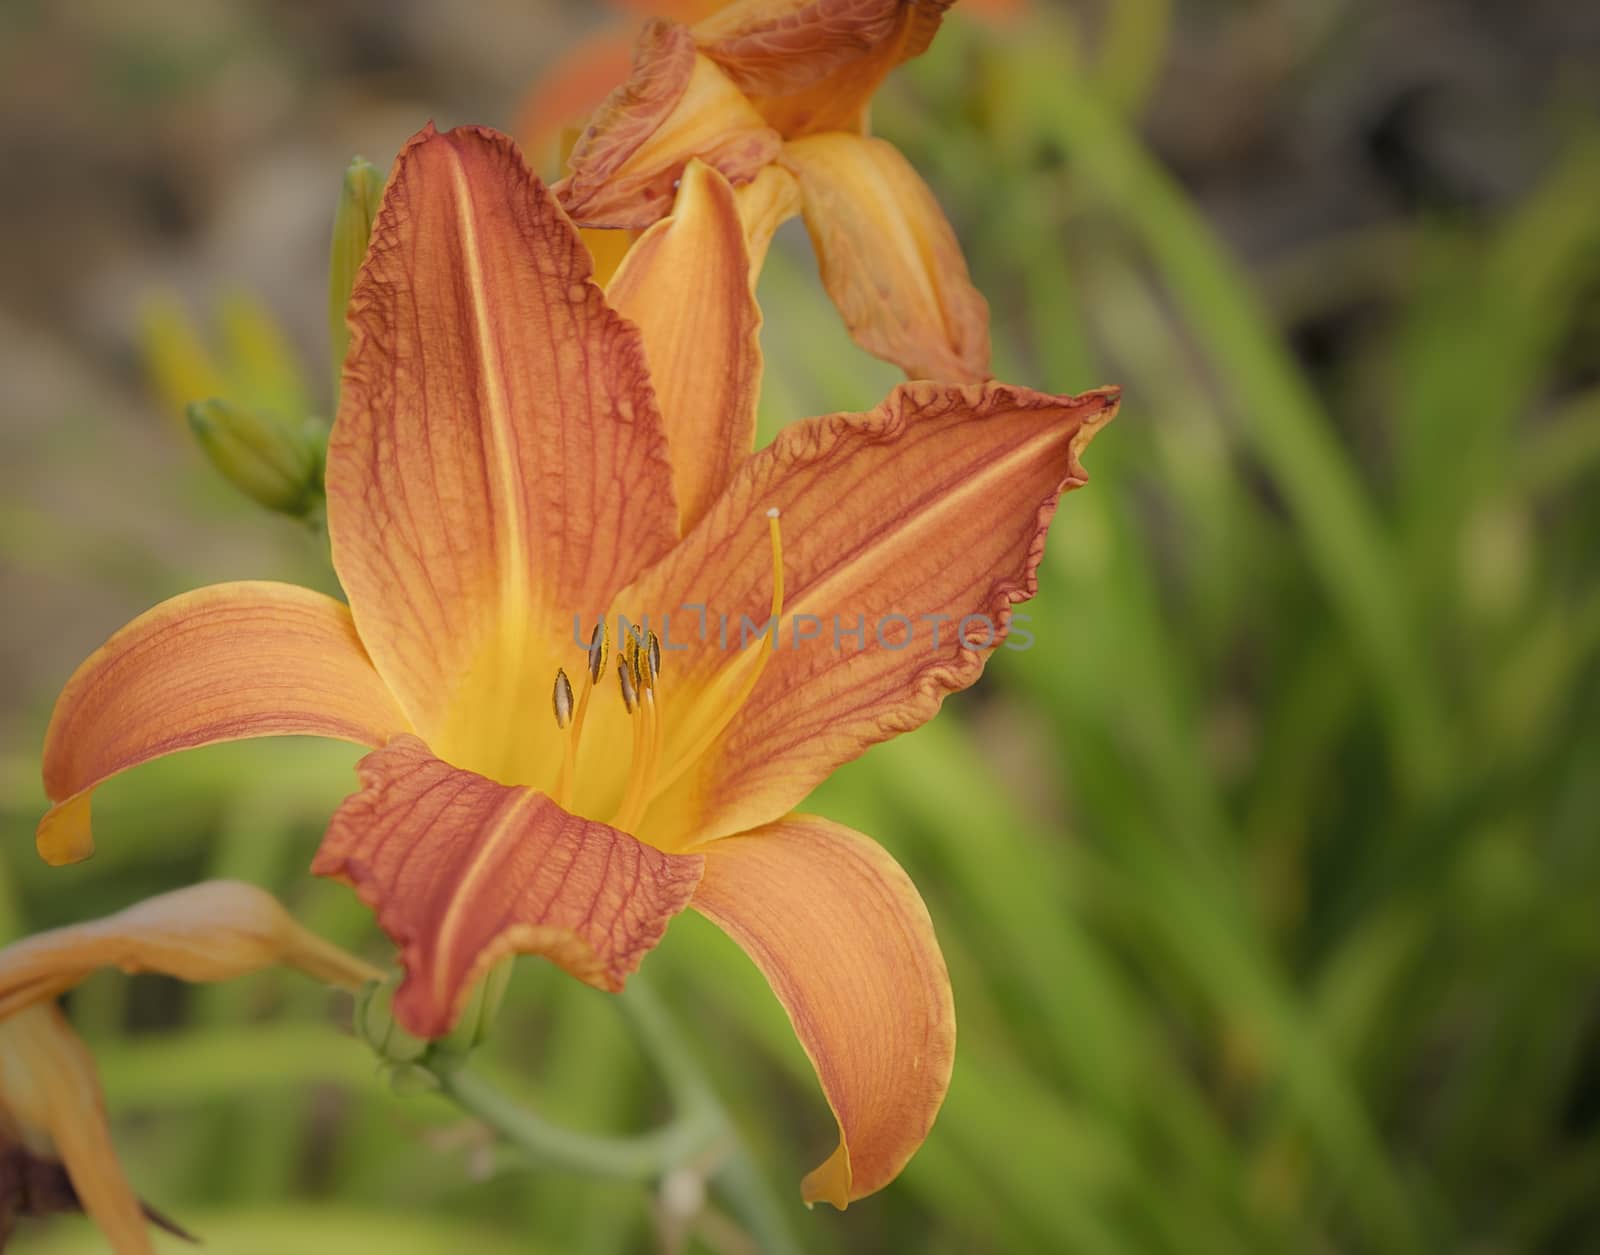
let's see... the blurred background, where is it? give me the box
[4,0,1600,1251]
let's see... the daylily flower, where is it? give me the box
[522,0,1025,168]
[37,124,1117,1206]
[546,0,993,383]
[0,881,381,1253]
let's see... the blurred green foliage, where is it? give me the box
[5,3,1600,1253]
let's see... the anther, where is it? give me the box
[628,624,646,693]
[552,668,574,729]
[587,619,609,685]
[646,630,662,686]
[617,651,638,713]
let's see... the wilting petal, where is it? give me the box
[734,163,802,275]
[607,160,762,535]
[691,815,954,1206]
[627,381,1118,848]
[781,133,990,381]
[37,581,409,866]
[0,882,383,1020]
[558,21,782,229]
[693,0,954,135]
[313,737,703,1037]
[0,1006,151,1255]
[328,125,678,786]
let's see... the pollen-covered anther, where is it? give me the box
[627,624,647,694]
[646,630,662,687]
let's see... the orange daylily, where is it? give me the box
[0,881,380,1253]
[542,0,992,383]
[521,0,1023,168]
[37,124,1116,1206]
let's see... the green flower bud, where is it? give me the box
[356,973,429,1066]
[428,959,514,1070]
[186,399,324,517]
[329,155,384,377]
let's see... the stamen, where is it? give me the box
[614,629,669,830]
[569,618,605,749]
[643,508,784,809]
[553,668,576,809]
[627,624,646,694]
[556,620,608,810]
[552,668,574,728]
[617,650,638,714]
[587,619,609,685]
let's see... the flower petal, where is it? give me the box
[627,381,1119,848]
[693,0,955,135]
[37,581,408,867]
[781,133,990,381]
[558,21,782,229]
[606,159,762,535]
[327,125,678,785]
[691,814,954,1206]
[0,882,383,1021]
[0,1006,152,1254]
[734,163,803,275]
[312,736,703,1037]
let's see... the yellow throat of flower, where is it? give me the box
[440,508,783,850]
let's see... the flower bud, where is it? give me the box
[186,399,324,517]
[427,959,514,1070]
[329,155,384,376]
[138,293,227,424]
[356,973,429,1066]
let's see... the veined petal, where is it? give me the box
[558,21,782,229]
[0,882,383,1021]
[312,737,703,1037]
[327,125,678,786]
[691,815,953,1206]
[37,581,408,867]
[607,159,762,535]
[627,381,1119,848]
[694,0,955,135]
[781,133,990,382]
[0,1006,152,1255]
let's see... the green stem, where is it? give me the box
[428,979,806,1255]
[437,1066,720,1181]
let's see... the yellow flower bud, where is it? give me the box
[329,155,384,377]
[186,399,324,517]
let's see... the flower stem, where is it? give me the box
[428,977,805,1255]
[436,1064,719,1180]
